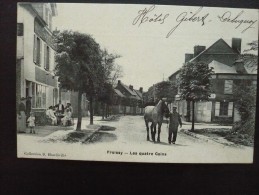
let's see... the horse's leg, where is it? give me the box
[153,123,157,143]
[157,123,161,143]
[145,120,150,141]
[150,123,154,142]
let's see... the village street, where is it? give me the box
[17,115,253,163]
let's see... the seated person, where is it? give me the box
[46,106,57,125]
[61,108,72,126]
[65,103,73,116]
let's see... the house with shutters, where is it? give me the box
[16,3,59,121]
[169,38,257,124]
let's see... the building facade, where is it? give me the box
[114,80,144,115]
[17,3,59,121]
[169,38,257,124]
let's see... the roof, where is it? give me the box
[168,69,181,80]
[120,83,136,96]
[114,89,125,98]
[209,60,237,74]
[134,89,143,100]
[189,38,238,63]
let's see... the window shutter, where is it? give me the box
[215,102,220,116]
[33,35,37,63]
[48,48,51,70]
[39,39,42,66]
[228,102,233,117]
[44,43,47,69]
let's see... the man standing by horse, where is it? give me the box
[168,105,182,144]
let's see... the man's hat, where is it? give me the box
[172,104,177,108]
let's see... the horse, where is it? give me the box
[144,99,170,142]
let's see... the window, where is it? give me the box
[44,44,50,70]
[215,101,233,117]
[219,102,228,116]
[224,80,233,94]
[49,13,52,31]
[45,7,49,25]
[31,82,47,108]
[33,35,41,66]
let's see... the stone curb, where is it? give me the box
[181,129,236,147]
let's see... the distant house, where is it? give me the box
[114,80,144,115]
[169,38,257,124]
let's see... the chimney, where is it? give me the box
[232,38,242,54]
[129,85,133,91]
[118,80,121,85]
[139,87,143,93]
[194,45,206,57]
[185,53,194,62]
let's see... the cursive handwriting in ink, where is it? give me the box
[132,5,169,27]
[217,10,257,33]
[166,7,210,38]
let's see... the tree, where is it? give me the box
[179,62,214,131]
[97,49,123,118]
[54,30,103,130]
[232,40,258,136]
[145,81,177,106]
[239,40,258,72]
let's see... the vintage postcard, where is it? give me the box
[16,3,258,163]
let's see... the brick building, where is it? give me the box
[169,38,257,124]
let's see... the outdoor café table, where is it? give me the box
[55,113,64,125]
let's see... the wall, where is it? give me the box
[17,3,59,112]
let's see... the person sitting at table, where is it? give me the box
[61,108,72,126]
[46,106,57,125]
[65,103,73,116]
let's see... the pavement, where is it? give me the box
[21,115,234,145]
[19,116,113,141]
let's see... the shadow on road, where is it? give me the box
[148,140,188,147]
[85,131,117,144]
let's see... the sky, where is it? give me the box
[53,3,258,91]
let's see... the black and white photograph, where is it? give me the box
[16,2,258,163]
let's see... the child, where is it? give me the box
[27,112,36,134]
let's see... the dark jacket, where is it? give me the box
[169,112,182,131]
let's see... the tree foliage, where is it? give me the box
[239,40,258,72]
[145,81,177,104]
[179,62,214,101]
[179,61,214,131]
[232,40,258,136]
[54,30,103,129]
[55,31,103,91]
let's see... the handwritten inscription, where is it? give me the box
[132,5,257,38]
[132,5,169,26]
[217,10,257,33]
[166,7,210,38]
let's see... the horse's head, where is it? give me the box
[161,100,170,118]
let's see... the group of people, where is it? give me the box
[46,100,73,126]
[17,98,74,134]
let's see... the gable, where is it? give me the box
[205,39,237,54]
